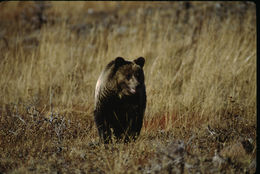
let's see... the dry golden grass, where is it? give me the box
[0,1,256,173]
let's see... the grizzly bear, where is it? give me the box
[94,57,146,143]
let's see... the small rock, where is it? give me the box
[220,142,247,159]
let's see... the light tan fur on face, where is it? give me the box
[116,63,143,97]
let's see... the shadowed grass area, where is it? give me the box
[0,1,256,173]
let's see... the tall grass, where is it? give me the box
[0,1,256,173]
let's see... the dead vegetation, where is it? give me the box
[0,1,256,173]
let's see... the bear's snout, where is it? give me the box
[128,76,140,94]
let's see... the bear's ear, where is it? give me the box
[134,57,145,68]
[115,57,125,68]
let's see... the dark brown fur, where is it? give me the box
[94,57,146,143]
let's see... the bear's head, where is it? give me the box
[113,57,145,98]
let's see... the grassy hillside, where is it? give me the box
[0,1,256,173]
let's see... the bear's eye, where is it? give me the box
[126,74,131,80]
[135,70,141,78]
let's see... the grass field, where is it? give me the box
[0,1,256,173]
